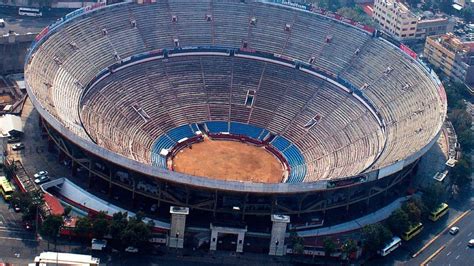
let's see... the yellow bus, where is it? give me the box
[429,203,449,222]
[401,222,423,241]
[0,176,14,201]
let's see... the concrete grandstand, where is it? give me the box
[23,0,446,250]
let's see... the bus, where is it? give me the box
[18,7,42,17]
[378,236,402,256]
[401,222,423,241]
[429,202,449,221]
[0,176,14,201]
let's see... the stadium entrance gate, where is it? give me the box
[210,224,247,253]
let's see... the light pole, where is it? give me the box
[176,231,180,252]
[274,240,279,256]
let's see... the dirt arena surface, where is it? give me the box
[172,138,284,183]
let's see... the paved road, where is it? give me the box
[421,211,474,266]
[0,197,40,265]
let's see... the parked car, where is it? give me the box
[34,175,50,184]
[7,136,20,143]
[449,226,460,235]
[469,239,474,247]
[0,19,5,28]
[12,143,25,151]
[12,203,21,213]
[125,246,138,253]
[24,221,32,230]
[91,238,108,251]
[34,171,48,178]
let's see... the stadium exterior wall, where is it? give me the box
[41,119,416,218]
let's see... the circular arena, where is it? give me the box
[24,0,446,228]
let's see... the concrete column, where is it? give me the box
[269,214,290,256]
[236,232,245,253]
[210,228,218,251]
[168,206,189,248]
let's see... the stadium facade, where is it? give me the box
[24,0,446,235]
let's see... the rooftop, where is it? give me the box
[33,252,99,265]
[428,33,472,54]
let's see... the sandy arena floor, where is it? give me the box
[172,138,284,183]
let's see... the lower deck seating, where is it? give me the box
[271,136,292,151]
[287,165,307,183]
[150,135,175,168]
[229,122,264,139]
[206,121,229,133]
[167,125,195,142]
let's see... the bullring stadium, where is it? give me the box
[23,0,447,246]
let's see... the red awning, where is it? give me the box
[43,192,65,216]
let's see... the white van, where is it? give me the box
[0,19,5,28]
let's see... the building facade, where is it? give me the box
[416,16,455,39]
[373,0,454,41]
[373,0,418,40]
[424,33,474,86]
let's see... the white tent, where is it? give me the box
[0,114,23,137]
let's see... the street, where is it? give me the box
[0,197,39,264]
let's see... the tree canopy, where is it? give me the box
[323,237,337,256]
[422,183,445,212]
[362,223,392,254]
[74,216,92,236]
[120,216,152,248]
[11,190,44,222]
[108,212,128,240]
[387,209,410,235]
[91,212,109,239]
[402,199,423,224]
[289,231,305,255]
[40,215,63,240]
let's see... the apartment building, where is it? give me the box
[373,0,418,40]
[424,33,474,86]
[373,0,454,41]
[416,16,455,39]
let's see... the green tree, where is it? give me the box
[289,231,305,255]
[387,209,410,235]
[450,109,472,134]
[40,215,63,250]
[11,190,44,222]
[108,212,128,240]
[439,0,454,15]
[341,239,358,260]
[92,212,110,239]
[337,6,377,26]
[458,130,474,153]
[63,206,72,218]
[74,216,92,235]
[402,200,422,224]
[422,183,445,212]
[323,237,337,257]
[315,0,342,12]
[422,0,433,9]
[405,0,421,8]
[362,223,392,254]
[120,216,151,248]
[463,7,473,23]
[450,158,472,188]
